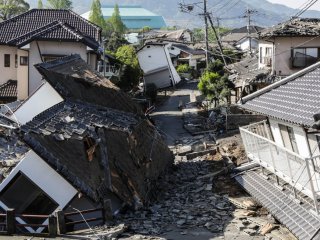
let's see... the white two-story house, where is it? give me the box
[0,9,101,101]
[236,62,320,239]
[258,18,320,78]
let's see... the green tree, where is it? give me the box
[115,45,141,90]
[0,0,29,21]
[89,0,105,29]
[38,0,43,9]
[47,0,72,9]
[198,71,234,107]
[106,4,126,35]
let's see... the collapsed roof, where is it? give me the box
[260,18,320,38]
[4,55,173,208]
[227,56,271,88]
[35,55,141,114]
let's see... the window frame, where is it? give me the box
[4,54,10,68]
[20,56,28,66]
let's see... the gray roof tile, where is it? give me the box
[0,9,100,46]
[240,62,320,127]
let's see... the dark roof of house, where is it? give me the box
[35,54,141,114]
[0,80,17,101]
[0,9,101,47]
[230,26,264,34]
[240,62,320,127]
[172,43,205,55]
[260,18,320,38]
[7,21,99,50]
[227,56,270,87]
[143,29,191,42]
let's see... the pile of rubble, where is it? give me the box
[86,145,296,239]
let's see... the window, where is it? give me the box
[279,124,299,154]
[15,54,18,68]
[4,54,10,67]
[20,56,28,66]
[292,47,319,68]
[259,47,262,64]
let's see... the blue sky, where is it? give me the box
[267,0,320,10]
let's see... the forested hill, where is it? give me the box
[27,0,320,28]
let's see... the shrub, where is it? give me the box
[176,64,191,74]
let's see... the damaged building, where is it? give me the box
[0,55,173,234]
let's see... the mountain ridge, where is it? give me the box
[26,0,320,28]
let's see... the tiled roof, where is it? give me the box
[35,54,141,114]
[260,18,320,38]
[0,9,101,45]
[7,21,99,50]
[172,43,205,55]
[227,56,270,87]
[0,80,17,100]
[240,62,320,127]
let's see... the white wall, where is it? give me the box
[0,150,77,207]
[17,49,29,100]
[274,36,320,76]
[14,82,63,125]
[0,46,18,85]
[28,41,88,95]
[269,118,311,158]
[0,150,77,233]
[164,45,181,85]
[138,45,168,74]
[308,134,320,156]
[236,38,258,52]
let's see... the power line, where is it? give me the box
[294,0,319,17]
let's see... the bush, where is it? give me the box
[176,64,191,74]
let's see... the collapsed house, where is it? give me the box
[227,55,272,103]
[137,42,181,89]
[0,55,173,233]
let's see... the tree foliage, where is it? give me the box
[47,0,72,9]
[115,45,141,89]
[0,0,29,21]
[37,0,43,9]
[89,0,105,29]
[176,64,192,74]
[106,4,126,35]
[198,69,234,107]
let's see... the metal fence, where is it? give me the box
[240,120,320,214]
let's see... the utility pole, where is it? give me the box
[206,15,227,66]
[203,0,209,68]
[244,8,257,54]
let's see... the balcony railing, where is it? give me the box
[240,121,320,214]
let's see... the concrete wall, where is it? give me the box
[269,118,311,158]
[28,41,88,95]
[17,49,29,100]
[0,46,18,85]
[14,82,63,125]
[273,37,320,76]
